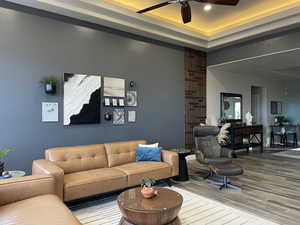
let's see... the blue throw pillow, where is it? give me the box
[136,147,162,162]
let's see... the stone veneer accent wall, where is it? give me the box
[185,48,207,149]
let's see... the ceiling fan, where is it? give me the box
[137,0,240,24]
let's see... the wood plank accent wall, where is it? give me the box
[185,48,207,149]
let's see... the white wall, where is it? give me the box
[207,69,286,146]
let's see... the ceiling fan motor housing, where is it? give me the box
[137,0,239,24]
[181,2,192,24]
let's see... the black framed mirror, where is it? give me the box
[220,93,243,122]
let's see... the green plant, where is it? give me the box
[40,75,58,85]
[275,115,286,124]
[0,148,10,158]
[141,177,156,188]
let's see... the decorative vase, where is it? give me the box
[0,161,4,175]
[44,83,56,95]
[141,187,157,199]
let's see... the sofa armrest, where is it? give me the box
[32,160,64,199]
[161,150,179,177]
[0,175,55,206]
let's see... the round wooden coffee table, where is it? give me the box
[117,187,183,225]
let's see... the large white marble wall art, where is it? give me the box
[64,74,101,125]
[113,109,125,125]
[127,91,137,107]
[104,77,125,97]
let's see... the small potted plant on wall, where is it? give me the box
[140,177,157,198]
[41,75,58,95]
[0,148,10,175]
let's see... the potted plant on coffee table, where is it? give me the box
[140,177,157,198]
[0,148,10,175]
[41,75,58,95]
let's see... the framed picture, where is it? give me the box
[104,77,125,97]
[112,99,118,107]
[119,99,125,107]
[113,109,125,125]
[64,73,101,125]
[42,102,58,122]
[128,111,136,123]
[104,98,110,107]
[127,91,137,107]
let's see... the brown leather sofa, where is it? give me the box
[0,175,81,225]
[32,140,179,202]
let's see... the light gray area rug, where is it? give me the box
[273,148,300,159]
[72,187,279,225]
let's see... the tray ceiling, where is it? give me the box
[105,0,300,36]
[6,0,300,50]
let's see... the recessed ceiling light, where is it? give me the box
[204,4,212,12]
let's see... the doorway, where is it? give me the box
[251,86,264,124]
[251,86,269,145]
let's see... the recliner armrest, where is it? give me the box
[0,175,55,206]
[220,148,233,158]
[161,150,179,177]
[195,151,205,164]
[32,160,64,199]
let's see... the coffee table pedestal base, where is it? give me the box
[119,217,182,225]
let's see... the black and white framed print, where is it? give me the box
[112,99,118,107]
[127,91,137,107]
[64,73,101,125]
[113,109,125,125]
[128,111,136,123]
[42,102,58,122]
[119,99,125,107]
[104,77,125,97]
[104,98,110,107]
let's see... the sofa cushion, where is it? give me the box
[46,144,108,174]
[64,168,127,201]
[0,194,81,225]
[115,162,172,186]
[104,140,146,167]
[136,146,162,162]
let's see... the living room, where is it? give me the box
[0,1,300,225]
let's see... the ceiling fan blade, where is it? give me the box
[181,2,192,24]
[194,0,239,6]
[137,1,172,14]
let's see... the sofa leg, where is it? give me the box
[166,179,172,187]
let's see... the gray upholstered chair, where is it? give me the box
[193,126,232,166]
[193,126,243,190]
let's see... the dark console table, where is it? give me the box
[223,125,264,153]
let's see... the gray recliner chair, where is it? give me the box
[193,126,244,190]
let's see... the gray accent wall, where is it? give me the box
[0,5,185,173]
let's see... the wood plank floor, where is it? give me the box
[176,149,300,225]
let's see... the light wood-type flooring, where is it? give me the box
[177,149,300,225]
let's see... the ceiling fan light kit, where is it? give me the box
[137,0,239,24]
[204,4,212,11]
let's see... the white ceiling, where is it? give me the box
[6,0,300,50]
[208,48,300,80]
